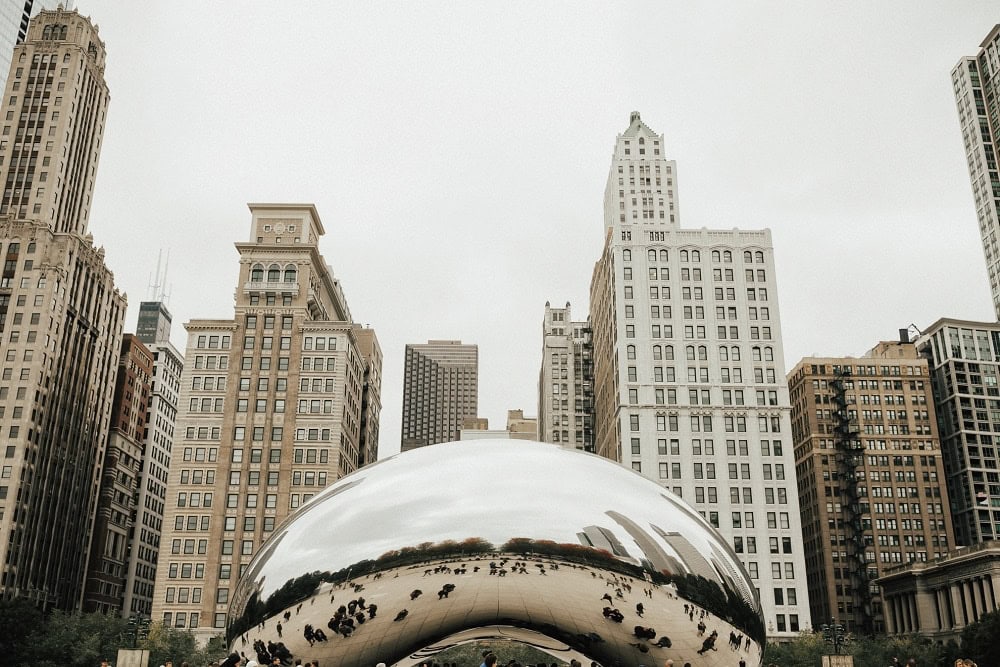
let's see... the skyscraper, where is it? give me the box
[953,25,1000,316]
[0,7,126,611]
[126,298,184,618]
[588,112,810,639]
[0,1,75,95]
[915,318,1000,545]
[788,338,954,633]
[84,334,153,614]
[538,302,594,451]
[151,203,382,639]
[400,340,478,451]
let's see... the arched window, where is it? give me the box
[267,264,280,281]
[744,251,753,263]
[648,249,657,262]
[764,347,774,362]
[686,345,696,361]
[731,346,741,361]
[627,345,636,360]
[659,249,668,262]
[755,251,764,263]
[680,250,689,262]
[638,137,645,145]
[719,346,729,361]
[250,264,264,282]
[622,249,631,261]
[752,346,762,361]
[698,346,707,360]
[712,250,720,262]
[692,250,700,262]
[42,26,51,39]
[664,345,674,360]
[723,250,732,262]
[652,345,662,360]
[283,265,296,282]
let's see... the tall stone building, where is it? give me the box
[125,299,183,617]
[915,318,1000,545]
[538,302,594,451]
[400,340,477,451]
[0,1,74,95]
[84,334,153,613]
[0,7,127,610]
[953,25,1000,316]
[788,338,954,633]
[151,203,381,639]
[588,112,810,639]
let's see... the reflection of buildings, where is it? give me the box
[401,340,478,451]
[577,525,632,559]
[656,529,718,584]
[152,204,382,641]
[587,112,810,638]
[538,302,594,451]
[788,338,954,634]
[604,510,682,576]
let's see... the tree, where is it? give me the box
[960,610,1000,667]
[0,598,44,666]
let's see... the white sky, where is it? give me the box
[79,2,998,458]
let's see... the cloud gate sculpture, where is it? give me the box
[229,440,764,667]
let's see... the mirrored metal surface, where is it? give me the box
[229,440,764,666]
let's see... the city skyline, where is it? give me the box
[76,2,997,457]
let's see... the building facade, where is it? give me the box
[0,7,127,611]
[151,204,381,639]
[916,318,1000,545]
[0,1,73,95]
[538,302,594,451]
[953,25,1000,317]
[124,300,183,618]
[588,112,810,639]
[879,543,1000,642]
[84,334,153,613]
[400,340,477,451]
[788,339,954,633]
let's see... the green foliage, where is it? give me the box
[0,599,224,667]
[959,610,1000,667]
[763,630,966,667]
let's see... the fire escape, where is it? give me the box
[830,366,872,634]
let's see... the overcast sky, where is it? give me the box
[80,2,997,458]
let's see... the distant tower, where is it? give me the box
[0,6,126,611]
[401,340,478,451]
[952,25,1000,316]
[538,302,594,451]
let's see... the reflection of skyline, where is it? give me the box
[709,542,754,603]
[654,528,718,583]
[604,511,683,576]
[576,525,632,560]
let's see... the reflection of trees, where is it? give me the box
[228,536,764,643]
[229,538,495,641]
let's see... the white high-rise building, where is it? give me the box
[589,112,811,639]
[953,25,1000,316]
